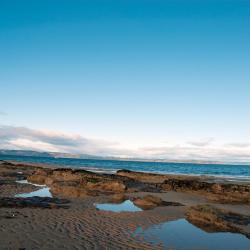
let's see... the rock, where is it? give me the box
[36,169,52,176]
[27,175,47,185]
[117,169,167,183]
[51,182,89,198]
[26,168,250,204]
[161,178,250,204]
[28,168,127,198]
[27,169,52,184]
[44,177,54,186]
[211,183,222,193]
[186,204,250,238]
[133,195,183,210]
[110,194,128,203]
[51,169,83,182]
[86,181,126,193]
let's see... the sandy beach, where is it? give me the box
[0,160,250,250]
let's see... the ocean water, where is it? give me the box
[1,155,250,182]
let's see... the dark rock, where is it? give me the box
[186,204,250,238]
[0,197,70,209]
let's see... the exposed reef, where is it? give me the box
[186,204,250,238]
[117,169,250,204]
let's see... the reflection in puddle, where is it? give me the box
[135,219,250,250]
[16,179,46,187]
[96,200,142,212]
[15,187,52,198]
[15,179,52,198]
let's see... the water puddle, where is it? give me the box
[16,179,46,187]
[15,179,53,198]
[96,200,142,212]
[15,187,52,198]
[135,219,250,250]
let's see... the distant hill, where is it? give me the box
[0,149,242,165]
[0,149,103,160]
[0,149,52,157]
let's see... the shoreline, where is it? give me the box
[2,159,250,184]
[0,160,250,249]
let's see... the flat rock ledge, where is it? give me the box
[132,195,183,210]
[186,204,250,239]
[117,170,250,204]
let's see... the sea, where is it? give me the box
[1,154,250,183]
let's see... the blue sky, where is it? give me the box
[0,1,250,162]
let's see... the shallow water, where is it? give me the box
[16,179,46,187]
[15,187,53,198]
[15,180,52,198]
[135,219,250,250]
[96,200,142,212]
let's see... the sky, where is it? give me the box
[0,1,250,163]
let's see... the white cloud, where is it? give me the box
[138,144,250,163]
[0,125,120,156]
[9,138,61,152]
[187,138,214,147]
[225,142,250,148]
[0,125,250,163]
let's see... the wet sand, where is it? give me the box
[0,160,250,250]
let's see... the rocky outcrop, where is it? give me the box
[0,182,40,197]
[0,161,37,181]
[186,204,250,238]
[117,169,168,183]
[86,181,126,193]
[117,170,250,204]
[28,175,47,185]
[109,194,128,203]
[27,169,52,184]
[132,195,183,210]
[161,178,250,203]
[6,163,249,204]
[162,178,250,192]
[28,168,127,198]
[51,182,90,198]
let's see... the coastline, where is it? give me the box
[0,160,250,249]
[2,158,250,184]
